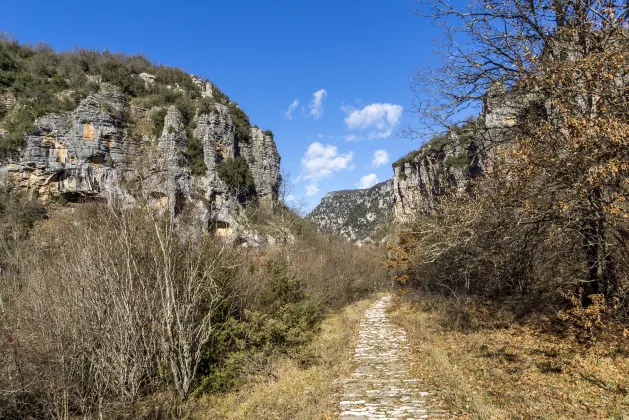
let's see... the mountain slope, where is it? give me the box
[308,180,393,244]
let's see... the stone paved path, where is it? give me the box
[340,295,432,419]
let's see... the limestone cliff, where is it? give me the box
[308,180,393,244]
[0,43,280,240]
[392,123,484,222]
[392,85,531,223]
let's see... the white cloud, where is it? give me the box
[368,129,394,139]
[285,194,296,202]
[300,142,354,182]
[372,150,389,167]
[285,99,299,120]
[305,184,319,196]
[357,174,379,189]
[344,103,403,139]
[310,89,327,119]
[344,134,358,142]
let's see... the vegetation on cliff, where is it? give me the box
[0,34,261,164]
[392,118,480,169]
[217,156,256,201]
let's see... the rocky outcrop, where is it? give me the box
[240,128,280,203]
[392,129,483,222]
[0,79,281,243]
[2,84,128,202]
[0,91,17,111]
[308,180,393,244]
[392,124,484,223]
[392,84,535,223]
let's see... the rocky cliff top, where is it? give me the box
[0,38,280,243]
[391,120,484,221]
[308,180,394,245]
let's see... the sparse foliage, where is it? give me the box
[397,0,629,323]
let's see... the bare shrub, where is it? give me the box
[0,196,387,418]
[1,204,227,417]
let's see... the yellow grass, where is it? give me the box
[188,298,374,419]
[389,295,629,420]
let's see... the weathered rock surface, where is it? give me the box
[392,130,483,222]
[391,85,530,223]
[0,78,281,243]
[308,180,393,244]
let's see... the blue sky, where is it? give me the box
[1,0,442,210]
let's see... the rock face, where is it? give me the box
[392,84,531,223]
[392,130,483,222]
[0,80,281,240]
[3,84,129,202]
[308,180,393,244]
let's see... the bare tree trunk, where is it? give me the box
[582,187,618,302]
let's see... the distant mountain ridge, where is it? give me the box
[308,179,394,244]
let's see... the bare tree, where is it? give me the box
[147,210,225,399]
[408,0,629,132]
[403,0,629,302]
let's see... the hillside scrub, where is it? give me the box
[187,298,374,419]
[0,192,386,418]
[393,0,629,318]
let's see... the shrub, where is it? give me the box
[217,156,256,200]
[186,135,206,176]
[195,261,321,394]
[151,107,167,138]
[444,152,470,169]
[1,106,37,156]
[99,56,145,96]
[228,102,252,143]
[0,36,31,89]
[197,97,216,115]
[212,85,229,104]
[154,66,197,92]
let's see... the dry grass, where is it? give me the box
[187,298,374,419]
[389,293,629,420]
